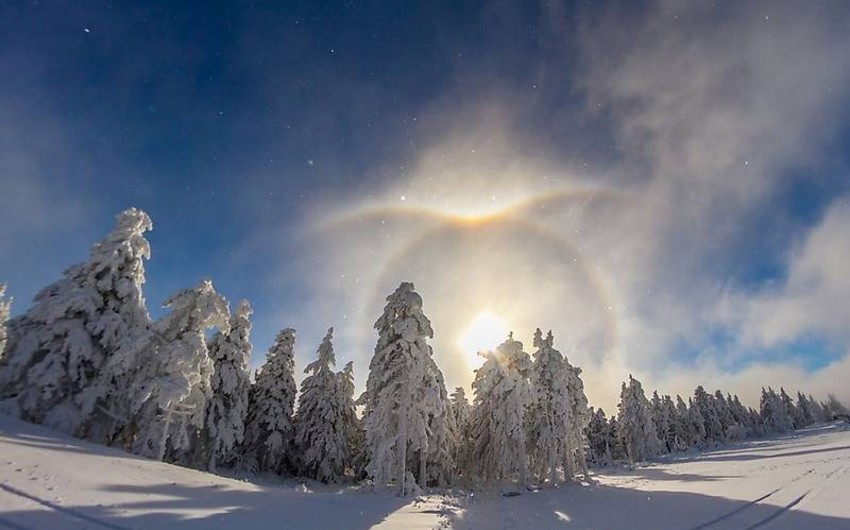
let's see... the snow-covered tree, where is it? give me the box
[586,407,613,465]
[779,388,800,429]
[760,387,793,434]
[423,356,456,486]
[824,393,848,419]
[0,284,10,361]
[450,386,471,478]
[528,328,571,484]
[295,328,350,482]
[362,282,443,495]
[198,299,253,471]
[338,361,362,479]
[466,333,533,489]
[0,208,152,437]
[243,327,298,474]
[562,343,590,478]
[127,279,229,462]
[796,392,815,427]
[692,386,724,444]
[617,375,661,464]
[674,395,695,449]
[650,391,670,454]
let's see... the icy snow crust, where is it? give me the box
[1,414,848,529]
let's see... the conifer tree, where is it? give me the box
[760,387,793,433]
[363,282,442,495]
[0,284,10,361]
[467,333,533,489]
[423,356,456,486]
[450,386,471,478]
[295,328,349,482]
[199,299,253,471]
[243,327,298,474]
[586,407,612,465]
[618,375,661,464]
[528,329,571,484]
[562,347,590,477]
[127,279,229,462]
[337,361,362,479]
[0,209,152,436]
[796,392,815,426]
[674,395,693,449]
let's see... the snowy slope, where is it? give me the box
[1,414,849,530]
[0,414,453,530]
[450,423,850,530]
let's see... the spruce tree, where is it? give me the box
[127,279,229,462]
[295,328,349,482]
[337,361,362,479]
[0,284,10,361]
[617,375,661,464]
[200,299,253,471]
[586,407,612,465]
[466,333,533,489]
[0,209,152,436]
[363,282,442,495]
[243,327,298,474]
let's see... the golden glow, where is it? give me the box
[458,311,509,368]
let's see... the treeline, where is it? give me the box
[588,376,847,466]
[0,209,844,495]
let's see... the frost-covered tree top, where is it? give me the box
[305,327,336,375]
[618,374,661,464]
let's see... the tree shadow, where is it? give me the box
[446,482,849,530]
[0,415,423,530]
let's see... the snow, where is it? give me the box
[2,416,850,529]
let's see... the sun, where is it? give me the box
[458,311,509,368]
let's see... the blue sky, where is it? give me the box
[1,1,849,409]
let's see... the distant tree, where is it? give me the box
[796,392,815,427]
[467,333,533,489]
[0,209,152,437]
[337,361,362,479]
[422,356,456,486]
[586,407,612,465]
[617,375,661,464]
[128,279,230,462]
[362,282,442,495]
[760,387,793,434]
[450,386,471,478]
[243,327,298,474]
[824,394,849,418]
[198,299,253,471]
[650,391,670,454]
[295,328,350,482]
[0,284,10,361]
[674,395,694,450]
[693,386,724,444]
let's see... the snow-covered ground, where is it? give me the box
[1,414,848,530]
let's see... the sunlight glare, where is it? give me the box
[458,311,509,367]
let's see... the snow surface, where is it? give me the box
[1,413,849,529]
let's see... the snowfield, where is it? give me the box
[1,415,848,530]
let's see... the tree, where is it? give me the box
[362,282,442,495]
[586,407,612,465]
[796,392,815,427]
[760,387,793,434]
[0,284,10,361]
[337,361,362,479]
[617,375,661,464]
[450,386,471,479]
[243,327,298,474]
[693,386,724,444]
[650,391,670,454]
[295,328,350,482]
[127,279,229,462]
[466,333,533,489]
[0,208,152,437]
[674,395,693,449]
[422,356,456,486]
[528,328,572,484]
[199,299,253,471]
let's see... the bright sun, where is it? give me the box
[458,311,509,368]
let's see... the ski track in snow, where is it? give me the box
[1,416,850,529]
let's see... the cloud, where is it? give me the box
[258,1,850,411]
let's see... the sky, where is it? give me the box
[1,0,849,411]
